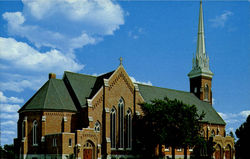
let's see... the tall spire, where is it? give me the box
[188,0,213,78]
[197,0,205,57]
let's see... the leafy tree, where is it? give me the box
[133,97,204,159]
[229,131,235,143]
[235,115,250,159]
[0,144,15,159]
[191,137,215,159]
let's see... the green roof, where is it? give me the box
[138,84,225,125]
[19,79,77,112]
[19,70,225,125]
[63,71,114,107]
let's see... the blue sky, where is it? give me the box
[0,0,249,145]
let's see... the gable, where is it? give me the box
[63,71,114,107]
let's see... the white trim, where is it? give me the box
[42,116,46,122]
[165,147,170,152]
[106,137,111,143]
[177,148,182,152]
[63,116,67,122]
[89,87,103,103]
[88,116,93,122]
[105,108,110,113]
[87,99,93,107]
[41,136,45,142]
[134,83,139,91]
[33,120,38,146]
[104,79,109,87]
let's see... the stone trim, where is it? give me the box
[134,83,139,91]
[42,116,46,122]
[105,108,110,113]
[104,79,109,87]
[106,137,111,143]
[87,99,93,107]
[89,116,93,122]
[63,116,67,122]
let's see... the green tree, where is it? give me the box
[235,115,250,159]
[133,97,204,159]
[0,144,15,159]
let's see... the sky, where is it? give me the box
[0,0,249,146]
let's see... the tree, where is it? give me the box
[191,137,215,159]
[133,97,204,159]
[235,115,250,159]
[0,144,15,159]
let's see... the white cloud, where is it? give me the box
[130,76,152,86]
[1,120,16,126]
[0,79,44,92]
[0,130,15,135]
[0,91,24,103]
[0,113,18,120]
[209,11,233,28]
[3,0,124,53]
[0,37,84,74]
[240,110,250,118]
[128,27,144,40]
[219,110,250,124]
[0,104,20,113]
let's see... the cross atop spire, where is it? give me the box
[119,57,123,66]
[188,0,213,78]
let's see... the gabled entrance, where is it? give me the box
[83,140,95,159]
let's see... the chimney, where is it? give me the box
[49,73,56,79]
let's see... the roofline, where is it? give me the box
[137,82,191,94]
[19,109,77,113]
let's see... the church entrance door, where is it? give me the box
[225,144,232,159]
[215,144,222,159]
[83,140,94,159]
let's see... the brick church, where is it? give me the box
[14,1,234,159]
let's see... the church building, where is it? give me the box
[14,1,234,159]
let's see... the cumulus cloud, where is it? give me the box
[0,130,16,135]
[130,76,152,86]
[0,104,20,113]
[219,110,250,124]
[240,110,250,118]
[0,78,45,93]
[0,113,18,120]
[3,0,124,53]
[1,120,16,126]
[209,11,233,28]
[0,91,24,103]
[0,37,84,74]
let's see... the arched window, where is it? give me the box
[110,107,116,148]
[126,109,132,149]
[204,84,209,101]
[22,121,25,139]
[33,120,38,145]
[94,121,100,132]
[217,128,220,135]
[118,98,124,148]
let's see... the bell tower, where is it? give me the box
[188,0,213,104]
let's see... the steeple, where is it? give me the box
[188,0,213,79]
[188,0,213,104]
